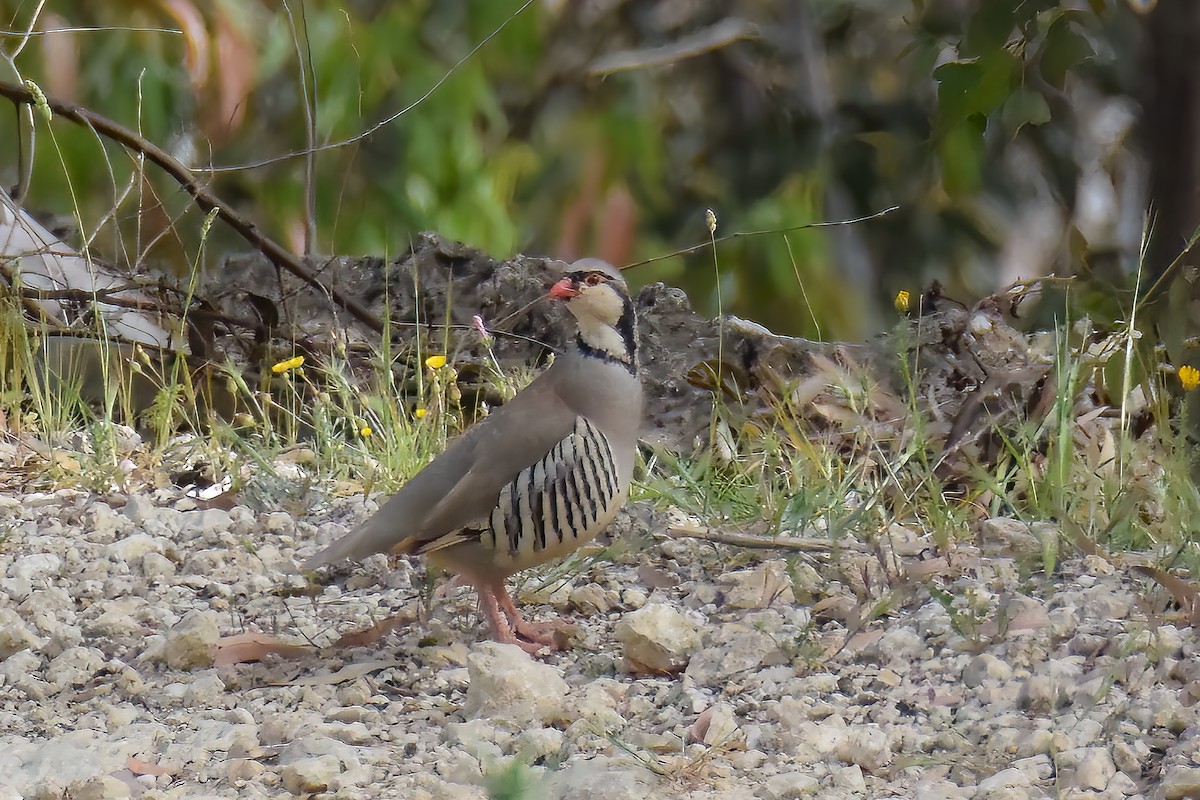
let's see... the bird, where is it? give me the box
[303,258,642,653]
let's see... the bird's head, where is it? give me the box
[550,258,637,369]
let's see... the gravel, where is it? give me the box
[0,481,1195,799]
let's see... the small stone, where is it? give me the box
[463,642,569,726]
[831,764,866,791]
[46,646,106,690]
[836,724,892,773]
[963,653,1013,687]
[615,602,701,673]
[694,703,739,747]
[141,552,176,580]
[717,560,795,609]
[685,629,779,685]
[10,553,62,582]
[1105,770,1138,795]
[514,727,564,763]
[758,771,819,799]
[105,533,166,563]
[69,774,132,800]
[544,755,657,800]
[1161,766,1200,800]
[621,588,647,609]
[979,517,1043,558]
[569,584,613,615]
[977,767,1032,789]
[164,610,219,670]
[180,508,232,535]
[0,607,41,659]
[183,671,226,706]
[1018,674,1061,714]
[122,494,155,524]
[281,755,343,794]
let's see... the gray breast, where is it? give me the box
[486,416,620,561]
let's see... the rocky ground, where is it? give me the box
[0,478,1198,800]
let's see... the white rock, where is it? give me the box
[183,671,226,706]
[180,508,232,535]
[514,727,564,763]
[697,703,739,747]
[977,767,1032,789]
[979,517,1043,557]
[1162,766,1200,800]
[569,679,627,735]
[46,646,106,690]
[685,629,779,685]
[544,755,657,800]
[759,771,819,799]
[105,533,166,563]
[1011,754,1053,781]
[836,724,892,772]
[164,610,218,670]
[831,764,866,791]
[0,608,41,659]
[463,642,569,726]
[1104,769,1138,795]
[68,774,132,800]
[122,494,155,524]
[717,560,795,608]
[10,553,62,582]
[140,552,176,580]
[614,602,701,673]
[1065,747,1116,791]
[444,718,511,760]
[963,653,1013,687]
[281,755,343,794]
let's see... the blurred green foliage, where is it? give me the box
[0,0,1152,338]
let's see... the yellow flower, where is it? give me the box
[271,355,305,374]
[894,290,911,314]
[1180,365,1200,391]
[425,354,447,369]
[359,426,372,438]
[414,408,428,419]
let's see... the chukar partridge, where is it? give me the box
[304,258,642,653]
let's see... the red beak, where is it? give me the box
[549,277,577,299]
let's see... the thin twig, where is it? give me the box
[0,79,385,333]
[663,520,866,552]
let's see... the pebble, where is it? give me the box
[0,489,1192,800]
[463,642,570,726]
[163,610,219,670]
[614,602,701,672]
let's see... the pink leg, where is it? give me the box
[493,583,563,647]
[476,583,547,655]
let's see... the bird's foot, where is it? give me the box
[493,626,553,655]
[510,615,567,648]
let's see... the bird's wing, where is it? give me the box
[302,368,577,568]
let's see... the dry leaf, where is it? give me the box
[212,633,310,666]
[637,562,681,590]
[332,613,416,649]
[1132,565,1200,625]
[125,756,173,777]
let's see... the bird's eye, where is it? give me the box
[584,272,604,286]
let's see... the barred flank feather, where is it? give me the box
[486,416,618,561]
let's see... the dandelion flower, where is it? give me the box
[894,290,911,314]
[271,355,305,374]
[359,426,372,438]
[414,408,428,419]
[425,354,447,369]
[1180,365,1200,391]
